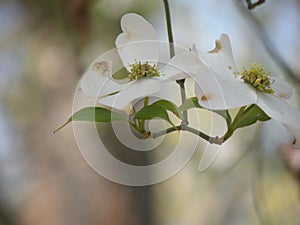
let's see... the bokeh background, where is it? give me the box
[1,0,300,224]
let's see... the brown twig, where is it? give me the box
[246,0,265,10]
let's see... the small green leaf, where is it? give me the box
[151,100,182,119]
[134,104,176,127]
[54,107,128,133]
[112,67,128,80]
[246,104,270,122]
[231,104,270,130]
[178,97,201,112]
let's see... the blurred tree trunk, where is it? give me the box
[98,124,154,225]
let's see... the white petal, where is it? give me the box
[115,13,159,67]
[98,93,133,114]
[80,60,126,98]
[271,77,293,100]
[196,34,237,76]
[257,93,300,148]
[162,51,203,80]
[150,79,182,105]
[119,13,157,42]
[99,78,161,112]
[195,66,257,110]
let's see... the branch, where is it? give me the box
[246,0,265,10]
[163,0,175,58]
[151,125,223,145]
[176,79,189,126]
[163,0,189,126]
[151,125,180,138]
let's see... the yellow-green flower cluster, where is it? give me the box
[128,61,160,81]
[238,64,274,94]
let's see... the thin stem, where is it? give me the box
[245,0,265,10]
[151,125,223,145]
[129,121,144,134]
[177,79,188,126]
[184,126,211,142]
[163,0,175,58]
[163,0,188,127]
[132,106,139,127]
[223,106,246,141]
[144,96,149,107]
[185,126,223,145]
[151,125,181,138]
[140,97,149,131]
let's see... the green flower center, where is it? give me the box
[237,64,274,94]
[128,61,160,81]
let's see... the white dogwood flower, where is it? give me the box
[193,34,300,147]
[81,13,201,113]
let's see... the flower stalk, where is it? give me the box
[151,124,223,145]
[163,0,188,127]
[163,0,175,58]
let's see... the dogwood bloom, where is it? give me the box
[193,34,300,147]
[81,13,201,113]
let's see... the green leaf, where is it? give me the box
[112,67,128,80]
[231,104,270,130]
[179,97,232,127]
[247,104,270,121]
[178,97,201,112]
[134,104,176,127]
[151,100,182,119]
[214,110,232,128]
[54,107,128,133]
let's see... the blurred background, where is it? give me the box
[0,0,300,224]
